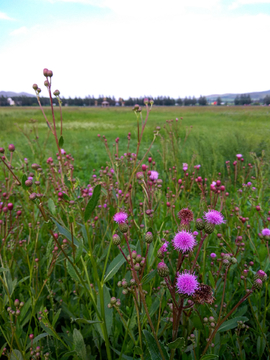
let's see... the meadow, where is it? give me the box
[0,100,270,360]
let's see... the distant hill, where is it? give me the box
[0,91,35,98]
[206,90,270,102]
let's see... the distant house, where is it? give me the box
[102,101,109,107]
[7,97,15,106]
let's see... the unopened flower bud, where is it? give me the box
[196,219,204,231]
[8,144,15,152]
[119,223,128,233]
[204,223,215,234]
[253,278,263,290]
[53,89,60,96]
[112,234,121,245]
[134,263,140,271]
[145,231,153,244]
[25,179,33,187]
[122,289,128,295]
[32,84,38,90]
[110,297,117,305]
[157,262,170,278]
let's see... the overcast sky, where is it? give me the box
[1,0,270,99]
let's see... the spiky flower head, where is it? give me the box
[149,171,159,181]
[196,218,205,230]
[253,278,263,290]
[172,230,196,253]
[210,253,217,259]
[178,208,194,224]
[183,163,188,171]
[112,234,121,246]
[145,232,153,244]
[176,271,199,296]
[113,212,128,224]
[262,228,270,239]
[204,210,225,225]
[193,284,214,304]
[136,172,144,180]
[254,270,267,282]
[157,262,170,278]
[236,154,243,159]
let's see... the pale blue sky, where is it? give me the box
[1,0,270,98]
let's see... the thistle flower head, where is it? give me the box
[210,253,217,259]
[204,210,225,225]
[236,154,243,159]
[160,241,169,254]
[178,208,194,223]
[149,171,159,181]
[113,212,128,224]
[183,163,188,171]
[262,228,270,237]
[172,230,196,253]
[176,271,199,296]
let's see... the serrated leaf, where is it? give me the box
[21,174,27,190]
[47,198,56,215]
[73,328,87,360]
[10,350,23,360]
[142,269,157,285]
[104,253,126,283]
[217,316,248,332]
[143,330,169,360]
[84,184,101,222]
[59,136,64,147]
[200,355,219,360]
[167,337,185,350]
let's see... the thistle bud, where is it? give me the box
[204,223,215,234]
[110,297,117,305]
[145,231,153,244]
[157,248,164,259]
[134,263,141,271]
[223,259,230,266]
[121,280,128,288]
[136,254,142,263]
[14,299,20,307]
[25,179,33,187]
[8,144,15,152]
[29,193,37,201]
[53,89,60,96]
[32,84,38,90]
[44,80,49,87]
[223,254,231,261]
[131,251,137,259]
[112,234,121,246]
[253,278,263,290]
[130,279,136,286]
[254,270,267,282]
[122,289,128,295]
[230,257,237,264]
[196,219,205,231]
[31,163,41,170]
[157,262,170,278]
[43,68,49,77]
[119,223,128,233]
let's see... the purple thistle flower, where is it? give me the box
[204,210,225,225]
[176,271,199,296]
[183,163,188,171]
[247,182,252,186]
[210,253,217,259]
[160,241,169,254]
[113,212,128,224]
[61,149,66,155]
[262,228,270,237]
[149,171,159,181]
[236,154,243,159]
[172,230,196,253]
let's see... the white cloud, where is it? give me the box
[0,11,14,20]
[10,26,28,36]
[230,0,270,9]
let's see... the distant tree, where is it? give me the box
[0,96,10,106]
[234,94,252,105]
[198,96,207,106]
[216,97,221,106]
[263,95,270,105]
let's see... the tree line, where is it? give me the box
[1,94,270,107]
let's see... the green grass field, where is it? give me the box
[1,105,269,180]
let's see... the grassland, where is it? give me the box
[0,105,269,180]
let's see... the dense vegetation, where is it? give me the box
[0,74,269,360]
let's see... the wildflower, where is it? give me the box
[176,271,199,296]
[204,210,225,225]
[172,230,196,253]
[157,261,170,277]
[149,171,159,181]
[210,253,217,259]
[236,154,243,159]
[247,182,252,186]
[254,270,267,282]
[194,164,201,169]
[61,149,66,155]
[193,231,198,236]
[183,163,188,171]
[110,168,114,174]
[178,208,194,224]
[261,229,270,237]
[136,172,144,180]
[193,284,214,304]
[113,212,128,224]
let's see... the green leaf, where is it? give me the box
[84,184,101,222]
[10,350,23,360]
[66,257,80,282]
[208,271,215,289]
[75,239,84,263]
[62,193,70,201]
[0,267,8,273]
[257,336,266,358]
[134,346,143,355]
[143,330,169,360]
[142,269,157,285]
[64,174,71,188]
[111,348,134,360]
[73,329,87,360]
[52,308,61,327]
[26,333,50,350]
[217,316,248,333]
[104,252,126,283]
[59,135,64,147]
[200,355,219,360]
[21,174,27,190]
[47,198,56,215]
[167,337,185,350]
[73,318,102,325]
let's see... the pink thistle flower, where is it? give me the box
[149,171,159,181]
[236,154,243,159]
[262,228,270,237]
[210,253,217,259]
[172,230,196,253]
[204,210,225,225]
[176,271,199,296]
[113,212,128,224]
[61,149,66,155]
[160,241,169,254]
[183,163,188,171]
